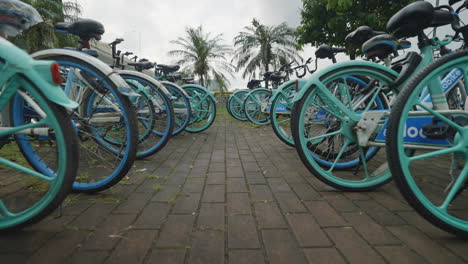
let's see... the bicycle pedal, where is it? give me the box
[422,118,450,139]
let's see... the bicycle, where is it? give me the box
[243,70,289,125]
[386,0,468,238]
[290,0,466,193]
[29,19,139,193]
[109,39,175,158]
[0,0,79,231]
[154,63,217,133]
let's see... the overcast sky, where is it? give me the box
[77,0,456,90]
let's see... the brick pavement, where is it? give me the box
[1,107,467,263]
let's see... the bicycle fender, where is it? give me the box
[32,49,138,97]
[160,81,190,98]
[116,70,171,98]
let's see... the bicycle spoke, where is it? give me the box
[327,140,350,172]
[416,103,463,132]
[0,157,53,183]
[0,200,14,217]
[408,146,460,162]
[306,130,342,144]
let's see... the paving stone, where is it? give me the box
[27,230,88,264]
[151,185,181,202]
[245,171,267,184]
[227,193,252,215]
[289,183,321,201]
[275,192,307,213]
[367,211,408,226]
[197,203,225,229]
[156,215,195,248]
[243,162,260,172]
[133,203,172,229]
[305,201,347,227]
[398,211,453,239]
[286,214,332,247]
[326,227,386,264]
[114,193,152,214]
[68,250,108,264]
[0,230,55,253]
[387,225,464,264]
[354,200,388,212]
[368,191,412,211]
[254,202,287,228]
[250,185,274,201]
[71,202,118,229]
[106,230,158,264]
[202,185,225,203]
[206,172,226,185]
[145,249,186,264]
[322,193,359,212]
[227,178,247,192]
[83,214,137,250]
[209,162,226,172]
[303,248,346,264]
[228,215,260,249]
[342,212,400,245]
[166,172,187,185]
[262,229,308,264]
[375,246,426,264]
[268,178,292,192]
[228,250,265,264]
[188,231,224,264]
[173,192,201,215]
[183,178,205,193]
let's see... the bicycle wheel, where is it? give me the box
[228,90,249,121]
[163,82,191,135]
[244,89,271,125]
[291,64,395,191]
[184,86,216,133]
[119,74,174,159]
[270,83,296,146]
[387,50,468,238]
[2,76,78,232]
[29,55,138,193]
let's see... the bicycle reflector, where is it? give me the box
[50,63,63,85]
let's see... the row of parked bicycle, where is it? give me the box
[0,0,216,232]
[228,0,468,238]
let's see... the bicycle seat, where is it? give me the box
[128,61,155,71]
[269,72,287,82]
[315,44,346,59]
[55,19,105,40]
[156,64,180,73]
[362,34,411,60]
[263,72,274,79]
[247,79,262,89]
[182,77,194,82]
[387,1,435,38]
[345,26,386,46]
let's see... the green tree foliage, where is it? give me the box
[297,0,415,53]
[11,0,81,52]
[233,19,301,87]
[168,26,235,91]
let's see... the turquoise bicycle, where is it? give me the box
[0,0,79,232]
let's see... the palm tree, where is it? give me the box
[10,0,81,52]
[233,19,302,88]
[168,26,235,91]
